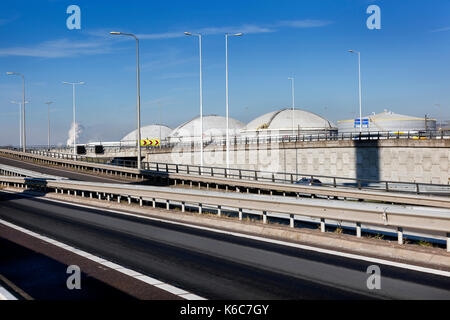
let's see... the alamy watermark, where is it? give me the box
[66,265,81,290]
[366,265,381,290]
[366,5,381,30]
[66,5,81,30]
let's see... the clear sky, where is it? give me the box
[0,0,449,145]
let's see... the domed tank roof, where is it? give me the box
[245,108,336,131]
[121,124,173,142]
[169,115,245,141]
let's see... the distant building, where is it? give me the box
[241,108,337,137]
[168,115,245,144]
[121,124,173,144]
[337,110,437,133]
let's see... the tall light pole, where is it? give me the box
[7,72,26,152]
[184,32,204,168]
[288,77,295,136]
[348,50,362,133]
[10,100,28,149]
[45,101,53,150]
[63,81,85,154]
[225,32,243,169]
[110,31,142,170]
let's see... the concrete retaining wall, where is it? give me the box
[143,139,450,184]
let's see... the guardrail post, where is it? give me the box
[385,182,389,192]
[181,201,185,212]
[416,183,420,194]
[254,171,258,181]
[239,169,242,180]
[166,200,170,210]
[128,196,131,204]
[263,211,267,224]
[198,203,202,214]
[290,214,294,228]
[397,227,404,245]
[239,208,243,221]
[356,223,362,238]
[333,178,337,188]
[140,197,143,207]
[320,219,325,233]
[176,164,179,173]
[217,205,222,217]
[152,198,156,208]
[117,195,121,203]
[447,233,450,253]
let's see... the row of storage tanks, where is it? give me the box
[120,108,438,144]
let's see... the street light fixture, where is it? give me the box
[63,81,85,154]
[110,31,142,170]
[225,32,243,169]
[185,31,204,169]
[348,50,363,133]
[7,72,26,152]
[288,77,295,136]
[45,101,53,150]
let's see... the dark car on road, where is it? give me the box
[294,177,322,186]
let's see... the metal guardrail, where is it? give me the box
[1,176,449,251]
[14,129,450,152]
[0,164,64,180]
[1,148,449,199]
[15,148,450,196]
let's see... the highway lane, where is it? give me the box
[0,191,449,299]
[0,155,124,183]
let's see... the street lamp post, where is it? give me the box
[110,31,142,170]
[184,32,204,168]
[348,50,362,133]
[225,32,243,169]
[7,72,26,152]
[10,100,28,149]
[63,82,85,154]
[288,77,295,136]
[45,101,53,150]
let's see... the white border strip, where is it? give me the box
[0,286,18,300]
[30,194,450,278]
[0,218,205,300]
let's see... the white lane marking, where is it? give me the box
[0,286,18,300]
[0,218,206,300]
[3,189,450,278]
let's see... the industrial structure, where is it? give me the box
[337,110,437,133]
[167,115,245,144]
[121,124,172,145]
[241,108,337,138]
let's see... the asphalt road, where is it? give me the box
[0,155,123,183]
[1,191,449,300]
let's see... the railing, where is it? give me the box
[2,147,449,196]
[1,176,449,251]
[7,129,450,154]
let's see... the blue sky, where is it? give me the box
[0,0,449,145]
